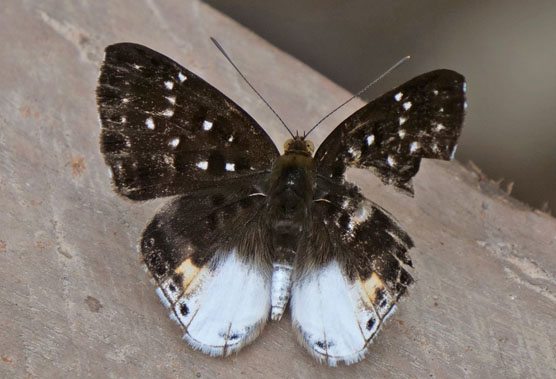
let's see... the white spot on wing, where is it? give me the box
[228,135,234,143]
[120,116,127,123]
[169,137,180,148]
[202,120,213,131]
[434,123,445,132]
[164,81,174,90]
[399,116,407,125]
[410,141,420,153]
[166,96,176,105]
[122,98,130,103]
[178,72,187,82]
[225,163,235,172]
[145,117,155,130]
[463,82,467,93]
[162,109,174,117]
[366,135,375,145]
[394,92,403,101]
[433,89,439,95]
[342,198,350,209]
[398,130,406,138]
[464,102,468,110]
[402,101,412,111]
[352,204,369,223]
[387,155,395,167]
[196,161,208,170]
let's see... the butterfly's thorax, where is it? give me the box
[267,139,315,264]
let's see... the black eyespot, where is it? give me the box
[366,317,376,331]
[179,302,189,316]
[168,284,176,292]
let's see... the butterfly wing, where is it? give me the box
[314,69,466,194]
[142,184,273,356]
[291,182,414,366]
[97,43,279,354]
[97,43,279,200]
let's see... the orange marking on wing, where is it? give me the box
[175,258,201,291]
[362,272,385,303]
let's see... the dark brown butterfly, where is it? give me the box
[97,43,465,366]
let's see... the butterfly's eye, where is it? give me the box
[305,140,314,154]
[283,139,294,151]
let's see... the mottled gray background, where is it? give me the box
[205,0,556,212]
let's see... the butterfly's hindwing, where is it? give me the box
[97,43,279,200]
[291,180,414,365]
[314,69,466,194]
[141,183,273,356]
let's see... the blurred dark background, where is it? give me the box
[204,0,555,212]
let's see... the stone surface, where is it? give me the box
[0,1,555,378]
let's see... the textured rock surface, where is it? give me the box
[1,1,555,378]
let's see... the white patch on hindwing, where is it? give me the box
[291,261,396,366]
[156,251,270,356]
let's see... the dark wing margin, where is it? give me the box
[97,43,279,200]
[314,69,466,195]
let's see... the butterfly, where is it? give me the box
[96,42,465,366]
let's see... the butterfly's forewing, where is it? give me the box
[97,43,279,355]
[314,69,466,194]
[292,182,414,366]
[97,43,279,200]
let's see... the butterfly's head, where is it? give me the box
[284,136,314,156]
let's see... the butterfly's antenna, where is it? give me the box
[210,37,295,138]
[304,55,411,138]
